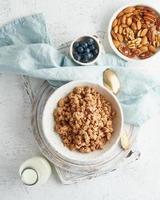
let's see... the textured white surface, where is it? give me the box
[0,0,160,200]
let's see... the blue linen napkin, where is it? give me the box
[0,13,160,126]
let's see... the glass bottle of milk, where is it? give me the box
[19,156,52,186]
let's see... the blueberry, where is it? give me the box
[87,38,94,45]
[85,48,90,53]
[93,49,99,56]
[89,45,95,51]
[84,53,89,59]
[82,42,88,49]
[82,54,89,63]
[73,52,81,61]
[73,41,80,49]
[88,53,94,60]
[83,57,89,63]
[77,46,84,53]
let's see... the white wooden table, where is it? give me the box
[0,0,160,199]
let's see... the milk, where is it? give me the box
[19,156,52,186]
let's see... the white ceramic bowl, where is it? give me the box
[108,4,160,61]
[42,81,123,164]
[70,35,101,65]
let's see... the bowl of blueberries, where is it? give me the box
[70,35,101,65]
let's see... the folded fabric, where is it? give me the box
[0,13,159,126]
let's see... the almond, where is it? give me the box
[141,36,148,45]
[111,31,118,40]
[117,33,123,42]
[140,28,148,37]
[122,15,127,24]
[112,39,120,48]
[117,17,122,26]
[131,22,137,31]
[112,18,118,27]
[137,20,142,30]
[127,17,132,26]
[148,45,157,53]
[123,7,135,14]
[113,25,118,33]
[118,25,123,34]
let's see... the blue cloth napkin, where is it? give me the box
[0,13,160,126]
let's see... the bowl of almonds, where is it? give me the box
[108,5,160,60]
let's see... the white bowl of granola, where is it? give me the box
[42,81,123,164]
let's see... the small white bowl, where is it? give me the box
[42,81,123,164]
[70,35,101,65]
[108,4,160,61]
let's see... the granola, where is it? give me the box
[54,86,116,153]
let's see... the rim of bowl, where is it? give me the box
[42,80,124,164]
[108,4,160,61]
[70,35,101,66]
